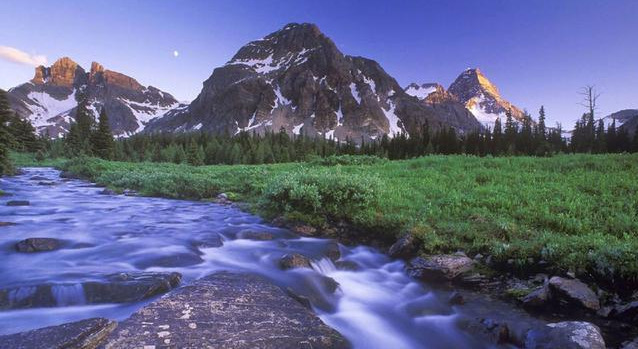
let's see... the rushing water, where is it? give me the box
[0,168,544,348]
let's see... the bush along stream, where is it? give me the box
[2,153,638,348]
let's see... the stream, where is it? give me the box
[0,167,546,348]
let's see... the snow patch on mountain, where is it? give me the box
[382,101,402,137]
[25,90,77,127]
[405,85,437,100]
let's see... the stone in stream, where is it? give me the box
[37,181,56,186]
[407,254,474,282]
[15,237,61,252]
[0,272,182,309]
[459,318,511,345]
[133,252,204,269]
[279,253,312,270]
[621,337,638,349]
[0,222,17,227]
[0,317,116,349]
[103,271,348,348]
[83,272,182,304]
[99,188,116,195]
[6,200,30,206]
[29,175,48,181]
[322,240,341,261]
[548,276,600,311]
[522,284,550,308]
[237,229,275,240]
[524,321,605,349]
[388,233,419,259]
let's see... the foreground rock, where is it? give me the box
[548,276,600,311]
[15,237,61,252]
[0,317,116,349]
[104,271,348,348]
[524,321,605,349]
[0,272,181,309]
[408,254,474,281]
[388,233,419,259]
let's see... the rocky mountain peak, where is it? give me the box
[448,68,524,128]
[31,57,84,87]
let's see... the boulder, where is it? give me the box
[388,233,419,259]
[122,189,137,196]
[460,318,511,345]
[103,272,348,348]
[322,241,341,261]
[83,272,181,304]
[548,276,600,311]
[237,230,275,241]
[522,284,550,308]
[29,175,48,181]
[524,321,605,349]
[0,222,17,227]
[448,291,465,305]
[335,260,360,271]
[0,317,116,349]
[290,224,318,236]
[614,300,638,322]
[15,238,61,252]
[99,188,116,195]
[279,253,312,270]
[408,255,474,281]
[7,200,30,206]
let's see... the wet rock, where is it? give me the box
[7,200,30,206]
[322,241,341,261]
[83,272,181,304]
[192,233,224,249]
[621,337,638,349]
[522,284,550,308]
[122,189,137,196]
[237,229,275,240]
[103,272,348,348]
[0,284,56,309]
[0,317,116,349]
[290,224,318,236]
[15,238,61,252]
[335,260,360,271]
[548,276,600,311]
[37,181,56,186]
[614,300,638,322]
[460,318,511,345]
[133,252,204,269]
[0,222,17,227]
[99,188,116,195]
[448,291,465,305]
[388,233,418,259]
[29,175,48,181]
[286,275,340,311]
[524,321,605,349]
[408,254,474,282]
[279,253,312,270]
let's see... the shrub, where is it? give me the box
[261,168,380,223]
[309,154,387,166]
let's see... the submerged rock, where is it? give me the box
[279,253,312,270]
[548,276,600,311]
[29,175,48,181]
[237,229,275,240]
[103,271,348,348]
[0,222,17,227]
[6,200,30,206]
[15,237,61,252]
[388,233,418,259]
[460,318,511,345]
[408,254,474,281]
[133,252,204,269]
[524,321,605,349]
[0,317,116,349]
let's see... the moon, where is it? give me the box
[173,50,179,57]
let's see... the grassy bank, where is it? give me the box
[14,153,638,285]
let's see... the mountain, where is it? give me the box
[448,68,525,129]
[146,23,481,140]
[601,109,638,137]
[7,57,183,137]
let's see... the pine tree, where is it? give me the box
[91,108,115,159]
[492,117,503,155]
[504,110,517,154]
[187,140,204,166]
[0,89,15,174]
[65,93,94,156]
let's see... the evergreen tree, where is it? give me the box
[187,140,204,166]
[91,108,115,159]
[65,93,94,156]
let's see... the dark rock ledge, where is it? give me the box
[0,317,116,349]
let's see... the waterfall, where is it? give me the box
[51,284,87,306]
[311,257,337,275]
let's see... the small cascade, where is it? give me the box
[310,258,337,275]
[51,284,86,306]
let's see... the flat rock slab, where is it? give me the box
[104,271,349,349]
[0,317,116,349]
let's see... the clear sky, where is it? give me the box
[1,0,636,128]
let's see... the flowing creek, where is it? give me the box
[0,168,547,348]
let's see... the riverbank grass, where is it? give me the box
[17,153,638,284]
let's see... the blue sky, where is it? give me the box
[1,0,636,127]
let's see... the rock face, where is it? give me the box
[15,237,61,252]
[447,68,525,129]
[524,321,606,349]
[408,254,474,281]
[548,276,600,311]
[7,56,183,137]
[104,271,348,348]
[0,317,116,349]
[146,23,481,141]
